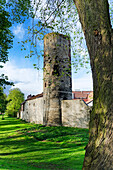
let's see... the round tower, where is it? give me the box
[43,32,72,126]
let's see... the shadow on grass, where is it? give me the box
[0,157,77,170]
[0,145,84,170]
[0,116,88,170]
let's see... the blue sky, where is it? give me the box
[8,1,113,98]
[2,0,113,98]
[1,17,93,98]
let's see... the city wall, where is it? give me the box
[18,32,90,129]
[20,97,90,128]
[20,97,43,124]
[61,100,90,128]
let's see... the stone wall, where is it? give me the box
[43,33,72,126]
[21,97,43,124]
[19,32,91,128]
[61,100,90,128]
[20,97,90,128]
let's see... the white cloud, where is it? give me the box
[1,61,43,98]
[1,60,93,99]
[72,72,93,91]
[12,24,25,39]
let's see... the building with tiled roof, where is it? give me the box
[72,91,93,106]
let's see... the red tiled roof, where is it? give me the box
[21,91,93,105]
[85,99,93,104]
[72,91,93,103]
[72,91,93,94]
[27,93,43,101]
[21,93,43,105]
[83,99,88,102]
[74,93,88,99]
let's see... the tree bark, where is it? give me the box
[73,0,113,169]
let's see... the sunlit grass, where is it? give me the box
[0,115,89,170]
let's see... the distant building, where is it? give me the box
[72,91,93,106]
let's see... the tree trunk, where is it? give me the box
[73,0,113,169]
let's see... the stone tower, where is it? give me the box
[43,33,72,126]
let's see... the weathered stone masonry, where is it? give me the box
[43,33,72,126]
[20,97,43,124]
[20,97,90,128]
[19,32,90,128]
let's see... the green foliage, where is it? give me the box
[1,0,91,73]
[19,0,113,74]
[0,7,13,63]
[0,5,14,87]
[0,86,7,113]
[6,88,24,117]
[0,116,89,170]
[0,0,33,87]
[0,74,14,87]
[2,0,113,75]
[16,0,90,72]
[5,0,34,23]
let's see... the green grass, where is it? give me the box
[0,115,89,170]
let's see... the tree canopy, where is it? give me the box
[12,0,112,169]
[0,86,7,113]
[1,0,113,169]
[0,0,33,87]
[5,88,24,117]
[0,5,14,87]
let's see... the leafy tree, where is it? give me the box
[6,88,24,117]
[19,0,113,169]
[3,0,113,169]
[0,86,7,120]
[0,0,33,87]
[0,86,7,113]
[0,6,14,87]
[74,1,113,169]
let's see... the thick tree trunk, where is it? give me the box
[73,0,113,169]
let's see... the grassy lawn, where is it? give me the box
[0,115,89,170]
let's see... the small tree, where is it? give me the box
[0,87,7,119]
[6,88,24,117]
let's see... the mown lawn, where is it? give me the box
[0,115,89,170]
